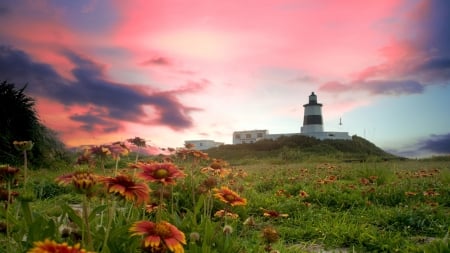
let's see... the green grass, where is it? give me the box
[1,153,449,252]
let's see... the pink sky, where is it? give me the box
[1,0,449,157]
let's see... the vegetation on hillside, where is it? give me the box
[0,80,69,167]
[206,134,399,164]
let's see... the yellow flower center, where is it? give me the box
[154,169,169,179]
[224,193,236,202]
[154,222,172,238]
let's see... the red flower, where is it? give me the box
[102,174,150,204]
[137,162,185,185]
[130,221,186,253]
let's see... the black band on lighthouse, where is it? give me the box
[303,115,323,125]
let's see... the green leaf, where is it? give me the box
[61,203,83,228]
[89,204,108,222]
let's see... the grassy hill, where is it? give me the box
[205,135,400,164]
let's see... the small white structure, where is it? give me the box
[184,140,224,150]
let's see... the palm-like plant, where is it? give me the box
[0,80,68,167]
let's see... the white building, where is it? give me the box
[184,140,224,150]
[232,130,268,144]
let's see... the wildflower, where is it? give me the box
[214,209,239,219]
[261,209,288,218]
[261,226,279,244]
[243,216,256,227]
[0,188,19,204]
[213,186,247,206]
[275,189,291,197]
[101,174,150,205]
[405,191,417,196]
[145,202,166,213]
[359,178,370,185]
[56,170,100,197]
[189,232,200,242]
[130,220,186,253]
[200,176,218,190]
[0,165,20,183]
[176,148,209,161]
[423,190,440,197]
[299,190,309,198]
[13,140,34,151]
[86,145,111,158]
[137,162,185,185]
[109,142,129,160]
[127,137,146,147]
[27,239,93,253]
[324,175,337,183]
[75,153,95,167]
[223,225,233,235]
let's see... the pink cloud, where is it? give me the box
[111,0,403,79]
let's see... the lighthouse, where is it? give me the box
[301,92,324,133]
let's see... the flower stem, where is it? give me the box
[23,150,28,187]
[101,199,115,253]
[82,196,93,250]
[157,185,165,221]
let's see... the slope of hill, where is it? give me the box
[205,135,400,164]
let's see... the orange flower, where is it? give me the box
[137,162,185,185]
[108,142,129,159]
[201,160,231,177]
[214,209,239,219]
[213,186,247,206]
[405,191,417,196]
[102,174,150,204]
[359,178,370,185]
[0,165,20,183]
[56,170,101,196]
[423,190,440,197]
[28,239,93,253]
[176,148,209,161]
[130,221,186,253]
[261,209,288,218]
[86,145,111,158]
[299,190,309,198]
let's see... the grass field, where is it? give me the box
[1,149,449,252]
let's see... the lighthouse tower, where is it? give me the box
[301,92,324,133]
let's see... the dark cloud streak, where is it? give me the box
[140,56,172,66]
[419,133,450,154]
[0,45,196,133]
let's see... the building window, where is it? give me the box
[199,143,203,146]
[235,134,241,139]
[257,133,263,138]
[246,134,251,138]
